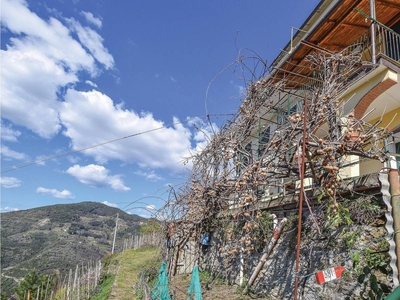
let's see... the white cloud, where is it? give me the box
[1,144,29,161]
[146,204,156,210]
[36,187,75,199]
[85,80,98,88]
[170,76,177,83]
[0,0,113,138]
[0,206,19,212]
[1,121,21,142]
[134,170,163,182]
[130,208,152,218]
[60,90,195,171]
[66,164,130,191]
[67,18,114,69]
[102,201,118,208]
[187,116,218,152]
[0,177,21,188]
[0,0,210,177]
[81,11,102,28]
[1,45,72,138]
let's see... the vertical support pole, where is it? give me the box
[258,118,261,159]
[112,213,119,254]
[239,246,244,286]
[370,0,376,64]
[293,95,308,300]
[389,169,400,283]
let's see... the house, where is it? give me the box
[238,0,400,196]
[166,1,400,296]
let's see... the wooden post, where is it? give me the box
[111,213,119,254]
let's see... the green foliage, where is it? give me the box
[145,267,159,286]
[89,220,103,227]
[1,276,17,297]
[196,269,224,292]
[341,228,361,248]
[350,239,392,300]
[140,219,160,234]
[198,270,211,282]
[344,196,384,225]
[252,211,274,252]
[101,252,118,270]
[104,219,116,227]
[326,200,352,229]
[89,273,116,300]
[356,266,391,300]
[53,287,67,300]
[1,201,146,297]
[15,270,53,300]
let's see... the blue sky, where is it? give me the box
[1,0,320,217]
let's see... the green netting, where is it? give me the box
[187,266,202,300]
[151,262,172,300]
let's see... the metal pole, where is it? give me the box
[293,95,308,300]
[111,213,119,254]
[370,0,376,64]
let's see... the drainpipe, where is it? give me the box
[370,0,376,65]
[389,169,400,284]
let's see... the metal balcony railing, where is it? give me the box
[335,23,400,93]
[375,23,400,62]
[346,23,400,64]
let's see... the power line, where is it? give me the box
[1,114,235,174]
[1,121,183,174]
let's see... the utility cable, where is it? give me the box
[1,114,233,174]
[1,122,180,173]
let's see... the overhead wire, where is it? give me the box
[1,113,234,174]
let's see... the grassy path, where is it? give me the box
[94,247,269,299]
[109,247,160,300]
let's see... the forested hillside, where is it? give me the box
[1,201,146,297]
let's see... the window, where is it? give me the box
[259,126,270,156]
[242,142,252,166]
[278,103,298,124]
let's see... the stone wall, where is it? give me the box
[198,197,394,299]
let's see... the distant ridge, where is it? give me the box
[1,201,146,296]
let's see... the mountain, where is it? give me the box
[0,201,146,296]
